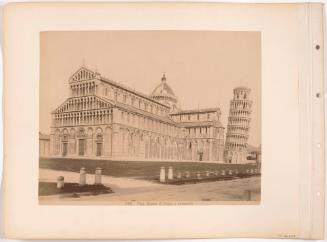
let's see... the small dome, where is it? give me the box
[150,74,180,111]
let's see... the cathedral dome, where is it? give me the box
[150,74,180,111]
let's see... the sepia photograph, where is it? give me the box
[39,31,261,205]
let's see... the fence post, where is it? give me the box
[185,171,190,178]
[79,167,86,186]
[168,166,173,180]
[177,172,182,179]
[244,190,252,201]
[57,176,64,189]
[160,167,166,183]
[197,171,201,179]
[95,167,102,185]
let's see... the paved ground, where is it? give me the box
[39,168,260,204]
[40,157,259,181]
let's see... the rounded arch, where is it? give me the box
[95,127,103,134]
[87,127,93,138]
[69,128,76,138]
[77,127,86,137]
[62,128,68,135]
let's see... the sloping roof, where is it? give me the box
[69,66,96,83]
[69,66,170,109]
[51,96,115,114]
[39,132,50,140]
[179,120,224,128]
[234,86,251,91]
[171,107,221,115]
[247,144,261,153]
[51,94,177,125]
[114,100,177,125]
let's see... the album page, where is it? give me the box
[2,2,325,239]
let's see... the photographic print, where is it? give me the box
[39,31,261,205]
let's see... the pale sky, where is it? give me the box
[40,31,261,146]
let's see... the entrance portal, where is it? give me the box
[79,139,85,156]
[62,143,68,156]
[96,143,102,156]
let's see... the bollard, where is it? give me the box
[160,167,166,183]
[229,170,233,175]
[185,171,190,178]
[79,167,86,186]
[197,171,201,179]
[250,169,254,174]
[168,166,173,180]
[95,167,102,185]
[244,190,252,201]
[177,172,182,179]
[221,170,225,176]
[57,176,64,189]
[206,171,210,177]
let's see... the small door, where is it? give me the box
[79,139,85,156]
[96,143,102,156]
[62,143,68,156]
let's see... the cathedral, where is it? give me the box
[49,66,251,163]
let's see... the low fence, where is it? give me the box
[158,165,261,185]
[54,163,261,188]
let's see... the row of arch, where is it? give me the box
[71,82,97,97]
[53,109,112,126]
[230,110,252,116]
[53,127,111,157]
[70,68,95,82]
[117,127,182,160]
[55,96,110,113]
[51,125,225,161]
[224,150,247,164]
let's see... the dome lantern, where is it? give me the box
[161,73,166,82]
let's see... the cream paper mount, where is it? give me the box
[2,2,325,239]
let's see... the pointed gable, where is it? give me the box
[69,66,96,83]
[52,96,115,114]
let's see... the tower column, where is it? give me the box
[224,87,252,164]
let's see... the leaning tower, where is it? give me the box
[224,87,252,164]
